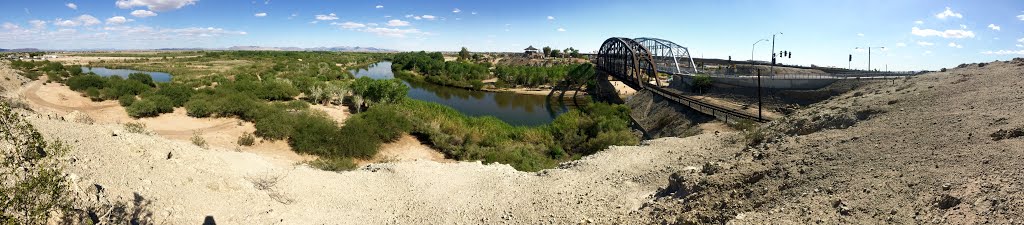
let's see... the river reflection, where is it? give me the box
[351,61,563,126]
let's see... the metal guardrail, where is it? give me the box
[667,69,919,80]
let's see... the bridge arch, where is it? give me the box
[595,37,659,90]
[634,37,699,75]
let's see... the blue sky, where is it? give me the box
[1,0,1023,70]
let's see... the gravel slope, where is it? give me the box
[638,59,1024,224]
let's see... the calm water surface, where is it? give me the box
[351,61,564,126]
[84,67,172,82]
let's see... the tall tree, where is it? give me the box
[550,49,561,58]
[458,47,470,61]
[542,46,552,58]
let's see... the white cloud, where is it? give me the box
[405,14,413,18]
[988,24,1000,31]
[52,14,101,27]
[78,15,100,26]
[935,7,962,19]
[362,27,426,38]
[116,0,198,11]
[254,12,267,17]
[53,19,77,27]
[547,16,555,20]
[66,3,78,10]
[105,16,133,24]
[857,33,864,37]
[924,50,932,55]
[452,8,461,13]
[131,10,158,18]
[367,23,378,27]
[981,50,1024,55]
[164,27,246,37]
[948,42,962,48]
[1019,38,1024,43]
[911,27,974,38]
[333,22,366,29]
[315,13,338,20]
[1,22,19,30]
[28,20,46,29]
[421,15,436,20]
[916,41,934,46]
[386,19,410,27]
[895,42,907,47]
[375,5,383,9]
[914,20,923,24]
[1017,44,1023,48]
[471,12,477,15]
[1018,14,1024,20]
[557,28,566,32]
[959,24,967,29]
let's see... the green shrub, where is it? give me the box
[0,101,74,224]
[184,97,214,118]
[126,95,174,118]
[257,80,300,101]
[85,87,103,101]
[237,132,256,146]
[68,75,106,91]
[128,73,155,87]
[288,112,359,157]
[253,110,295,140]
[118,95,136,107]
[154,83,194,107]
[693,74,713,93]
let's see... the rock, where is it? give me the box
[833,199,851,216]
[935,194,961,209]
[941,183,952,191]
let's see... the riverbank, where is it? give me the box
[3,61,447,167]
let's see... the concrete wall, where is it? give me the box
[676,75,837,90]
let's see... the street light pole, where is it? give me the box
[751,39,768,62]
[856,46,886,71]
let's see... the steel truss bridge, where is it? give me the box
[594,37,769,123]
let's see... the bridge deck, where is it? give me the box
[599,67,770,123]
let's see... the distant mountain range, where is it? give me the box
[0,48,41,52]
[0,46,395,52]
[226,46,396,52]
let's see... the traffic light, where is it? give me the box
[849,54,852,62]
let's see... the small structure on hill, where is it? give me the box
[523,46,540,58]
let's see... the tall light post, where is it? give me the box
[762,32,781,120]
[751,39,768,62]
[855,46,885,71]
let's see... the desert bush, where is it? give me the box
[253,110,295,140]
[309,157,358,171]
[85,87,103,101]
[67,74,106,91]
[351,77,408,105]
[190,131,208,149]
[257,80,300,101]
[118,95,136,107]
[154,83,194,107]
[128,73,155,87]
[692,74,713,93]
[184,97,214,118]
[0,101,74,224]
[126,95,174,118]
[123,122,148,134]
[288,111,358,157]
[237,132,256,146]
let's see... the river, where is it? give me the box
[84,67,173,82]
[350,61,564,126]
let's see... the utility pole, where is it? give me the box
[769,32,782,76]
[757,69,762,120]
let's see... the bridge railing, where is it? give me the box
[668,70,920,80]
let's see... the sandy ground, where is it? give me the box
[26,112,734,224]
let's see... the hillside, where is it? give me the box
[636,58,1024,224]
